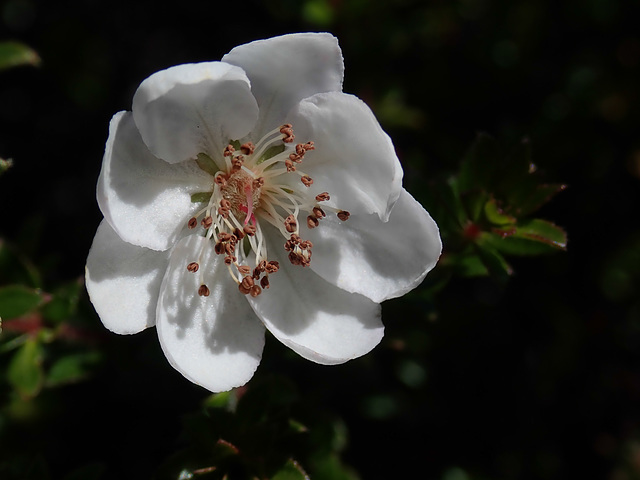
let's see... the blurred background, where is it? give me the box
[1,0,639,479]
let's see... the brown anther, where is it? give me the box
[237,265,251,275]
[229,234,238,246]
[260,276,270,289]
[240,142,255,155]
[289,153,303,163]
[280,123,295,143]
[315,192,330,202]
[224,255,236,265]
[224,243,235,256]
[238,282,251,295]
[220,199,231,210]
[265,261,279,273]
[187,217,198,229]
[284,214,297,233]
[295,144,306,155]
[218,232,232,242]
[198,284,210,297]
[187,262,199,273]
[303,141,315,151]
[252,177,264,189]
[214,175,227,187]
[218,207,229,217]
[241,275,255,290]
[307,215,319,229]
[233,227,245,240]
[301,240,313,249]
[201,216,213,228]
[252,267,262,279]
[285,159,296,172]
[249,285,262,297]
[243,224,257,236]
[214,242,225,255]
[337,210,351,221]
[223,144,235,157]
[301,175,313,187]
[231,155,244,172]
[288,251,301,266]
[312,207,326,218]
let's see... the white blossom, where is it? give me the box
[85,33,441,392]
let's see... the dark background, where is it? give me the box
[1,0,640,479]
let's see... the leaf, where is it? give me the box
[508,183,567,217]
[40,279,82,324]
[483,197,516,226]
[474,239,513,280]
[46,351,103,386]
[0,285,45,319]
[0,157,13,176]
[457,133,501,193]
[485,219,568,256]
[272,459,310,480]
[7,338,45,398]
[0,41,41,70]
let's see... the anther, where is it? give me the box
[223,145,235,157]
[237,265,251,275]
[198,284,210,297]
[233,227,245,240]
[284,214,297,233]
[252,177,264,189]
[214,242,225,255]
[188,217,198,229]
[238,275,255,295]
[240,142,255,155]
[249,285,262,297]
[243,224,256,236]
[232,155,244,171]
[187,262,199,273]
[337,210,351,221]
[285,159,296,172]
[265,261,279,273]
[315,192,330,202]
[313,207,326,218]
[224,255,236,265]
[301,175,313,187]
[214,174,227,187]
[307,215,319,229]
[260,276,270,289]
[280,123,295,143]
[201,216,213,228]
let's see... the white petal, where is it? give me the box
[156,235,265,392]
[132,62,259,165]
[287,92,403,221]
[85,220,169,334]
[97,111,213,251]
[222,33,344,138]
[246,226,384,365]
[307,189,442,303]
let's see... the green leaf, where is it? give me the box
[508,183,567,217]
[0,285,45,319]
[516,219,567,249]
[7,338,45,398]
[46,351,103,387]
[272,459,310,480]
[195,153,219,176]
[191,192,212,203]
[483,197,516,226]
[0,41,41,71]
[0,157,13,176]
[258,144,285,164]
[474,239,513,279]
[40,280,82,324]
[485,219,568,256]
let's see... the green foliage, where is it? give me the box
[157,376,357,480]
[426,134,567,282]
[0,41,40,71]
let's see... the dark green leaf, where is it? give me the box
[457,133,501,193]
[483,197,516,226]
[40,280,82,324]
[272,459,309,480]
[46,351,103,386]
[0,285,45,319]
[7,337,45,398]
[475,238,513,280]
[191,192,212,203]
[508,183,567,217]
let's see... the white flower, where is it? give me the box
[85,33,441,392]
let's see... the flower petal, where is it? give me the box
[132,62,259,165]
[156,235,265,392]
[85,220,169,334]
[307,189,442,303]
[287,92,403,221]
[246,226,384,365]
[97,111,213,251]
[222,33,344,138]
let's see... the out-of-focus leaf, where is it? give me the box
[475,239,513,280]
[272,459,309,480]
[40,280,82,324]
[0,157,13,176]
[488,219,567,255]
[62,463,106,480]
[46,351,102,386]
[0,41,40,70]
[0,285,45,319]
[507,183,567,217]
[457,133,501,193]
[7,338,44,398]
[309,454,359,480]
[195,153,219,176]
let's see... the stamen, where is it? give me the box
[284,214,297,233]
[301,175,313,187]
[307,215,319,229]
[198,285,210,297]
[188,217,198,229]
[315,192,330,202]
[337,210,351,221]
[187,262,199,273]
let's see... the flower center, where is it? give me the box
[185,124,351,298]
